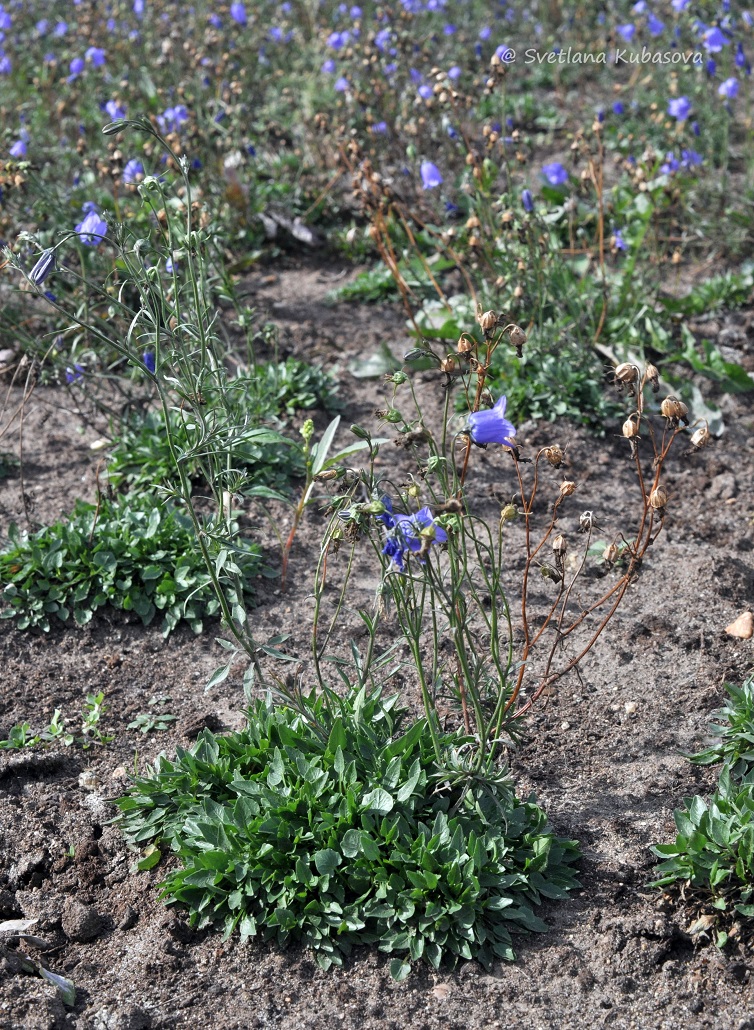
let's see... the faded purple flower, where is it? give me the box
[420,160,443,189]
[142,351,156,373]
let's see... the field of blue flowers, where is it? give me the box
[1,1,754,1027]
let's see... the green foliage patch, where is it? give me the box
[115,687,579,976]
[687,676,754,780]
[651,675,754,946]
[106,358,339,496]
[0,496,261,635]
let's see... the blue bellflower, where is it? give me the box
[420,161,443,189]
[467,395,516,448]
[75,209,107,246]
[541,161,568,186]
[379,500,448,573]
[667,96,691,120]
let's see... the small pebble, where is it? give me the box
[625,701,637,715]
[561,721,571,731]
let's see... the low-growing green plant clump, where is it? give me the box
[687,676,754,779]
[651,675,754,947]
[651,768,754,943]
[0,497,261,635]
[0,692,112,750]
[116,687,579,977]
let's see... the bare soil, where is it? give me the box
[1,261,753,1030]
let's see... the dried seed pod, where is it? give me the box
[544,445,564,468]
[603,542,620,565]
[690,425,711,449]
[440,356,456,374]
[552,533,567,557]
[649,486,667,510]
[477,309,498,332]
[578,510,596,533]
[644,363,660,392]
[508,324,527,355]
[614,362,639,389]
[559,480,576,498]
[622,415,640,439]
[457,334,474,354]
[660,395,688,424]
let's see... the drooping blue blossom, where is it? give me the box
[718,76,739,98]
[660,152,679,174]
[9,139,26,158]
[0,54,11,74]
[334,76,349,92]
[28,249,55,285]
[521,188,534,212]
[371,121,387,133]
[165,257,177,274]
[75,209,107,247]
[447,65,461,79]
[647,14,664,36]
[632,1,646,12]
[68,57,85,78]
[541,161,569,186]
[378,499,448,573]
[613,101,625,115]
[479,25,491,40]
[467,395,516,448]
[123,159,144,183]
[209,13,222,27]
[667,96,691,120]
[105,100,126,120]
[702,27,730,51]
[612,229,626,251]
[617,23,636,42]
[706,58,717,76]
[158,105,189,132]
[142,351,156,374]
[420,160,443,189]
[66,364,85,383]
[681,149,703,169]
[321,58,336,73]
[86,46,106,66]
[230,2,247,26]
[418,83,433,99]
[671,0,689,9]
[54,21,68,37]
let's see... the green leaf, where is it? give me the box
[137,845,162,871]
[389,958,411,982]
[314,849,342,875]
[361,788,394,815]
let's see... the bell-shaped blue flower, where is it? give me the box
[467,395,516,448]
